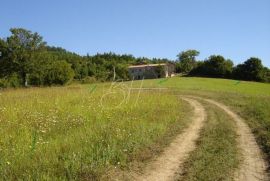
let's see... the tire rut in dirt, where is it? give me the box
[134,98,206,181]
[187,96,269,181]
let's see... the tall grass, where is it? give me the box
[0,84,190,180]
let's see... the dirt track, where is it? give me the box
[134,96,268,181]
[135,98,206,181]
[109,92,269,181]
[193,97,268,181]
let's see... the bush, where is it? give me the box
[28,69,47,86]
[0,74,23,88]
[7,73,23,87]
[44,61,75,85]
[27,57,75,86]
[0,79,7,88]
[81,76,96,84]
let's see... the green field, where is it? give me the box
[0,77,270,180]
[0,84,192,180]
[138,77,270,160]
[130,77,270,180]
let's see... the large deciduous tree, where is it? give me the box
[0,28,77,87]
[176,49,200,73]
[4,28,46,85]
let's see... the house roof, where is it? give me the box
[128,63,167,68]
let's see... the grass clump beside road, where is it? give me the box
[180,103,240,181]
[0,85,191,180]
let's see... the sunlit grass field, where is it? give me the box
[0,84,191,180]
[132,76,270,96]
[1,77,270,180]
[132,77,270,171]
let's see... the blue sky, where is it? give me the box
[1,0,270,67]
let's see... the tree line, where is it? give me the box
[0,28,171,88]
[0,28,269,88]
[176,50,270,82]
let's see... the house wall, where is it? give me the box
[128,64,175,80]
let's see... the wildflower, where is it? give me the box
[40,130,46,133]
[6,161,11,165]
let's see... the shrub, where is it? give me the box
[28,58,75,86]
[44,61,75,85]
[0,74,23,88]
[7,73,23,87]
[81,76,96,84]
[0,79,7,88]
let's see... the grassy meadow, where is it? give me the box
[135,77,270,96]
[0,83,192,180]
[132,77,270,170]
[1,77,270,180]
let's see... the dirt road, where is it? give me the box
[119,95,268,181]
[195,97,268,181]
[136,98,206,181]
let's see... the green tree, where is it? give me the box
[177,50,200,73]
[44,61,75,85]
[4,28,46,85]
[190,55,233,78]
[27,51,54,85]
[0,38,10,77]
[233,57,264,81]
[46,46,86,80]
[262,67,270,82]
